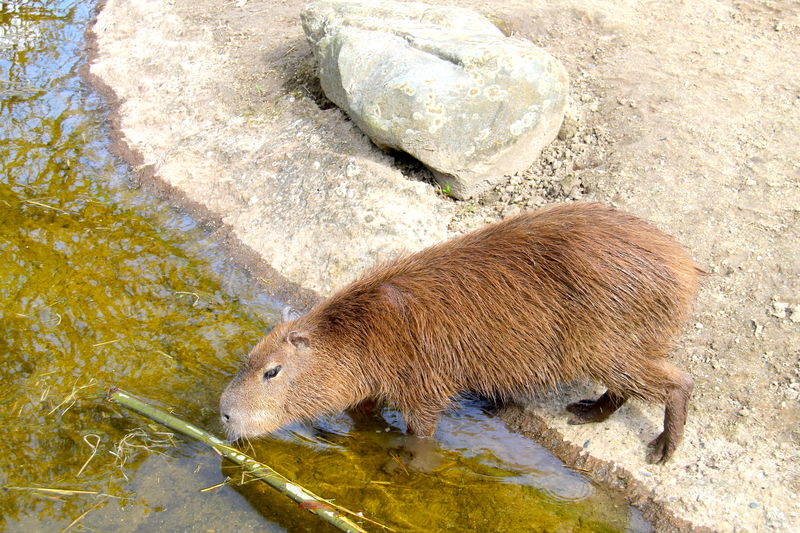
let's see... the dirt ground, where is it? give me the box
[88,0,799,531]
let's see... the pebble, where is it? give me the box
[769,299,789,319]
[750,502,759,509]
[558,116,579,140]
[345,159,361,178]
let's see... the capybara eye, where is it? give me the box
[263,365,282,381]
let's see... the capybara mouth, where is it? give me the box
[221,420,258,443]
[220,408,281,442]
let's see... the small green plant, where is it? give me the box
[438,182,455,198]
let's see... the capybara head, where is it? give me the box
[219,321,355,440]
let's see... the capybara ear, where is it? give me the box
[287,331,309,349]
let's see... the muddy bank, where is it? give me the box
[87,0,800,531]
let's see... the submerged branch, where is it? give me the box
[106,387,379,533]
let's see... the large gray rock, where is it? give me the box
[301,0,569,199]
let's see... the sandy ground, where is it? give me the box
[87,0,799,531]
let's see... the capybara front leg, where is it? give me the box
[404,409,440,438]
[385,408,443,473]
[566,390,627,424]
[349,398,379,417]
[647,367,694,464]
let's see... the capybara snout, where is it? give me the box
[221,202,703,463]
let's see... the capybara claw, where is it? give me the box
[646,432,675,464]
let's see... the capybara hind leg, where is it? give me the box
[647,365,694,464]
[566,390,627,424]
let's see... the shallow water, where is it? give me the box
[0,1,647,531]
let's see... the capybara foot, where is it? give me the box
[646,431,677,464]
[404,436,444,473]
[381,438,444,475]
[566,399,605,424]
[566,391,627,424]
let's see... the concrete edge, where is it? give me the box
[80,1,321,313]
[501,406,714,533]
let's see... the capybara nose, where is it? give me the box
[221,412,231,424]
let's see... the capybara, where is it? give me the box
[220,202,702,464]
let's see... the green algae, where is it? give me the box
[0,1,648,531]
[1,1,276,529]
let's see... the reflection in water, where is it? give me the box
[237,401,649,532]
[0,1,648,531]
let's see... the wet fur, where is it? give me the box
[221,202,702,463]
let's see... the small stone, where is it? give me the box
[558,115,579,140]
[345,160,361,178]
[583,440,590,448]
[559,174,580,193]
[770,299,789,319]
[749,502,759,509]
[789,305,800,323]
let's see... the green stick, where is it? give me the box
[106,387,372,533]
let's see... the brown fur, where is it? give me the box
[220,202,703,463]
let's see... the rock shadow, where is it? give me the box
[265,36,335,110]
